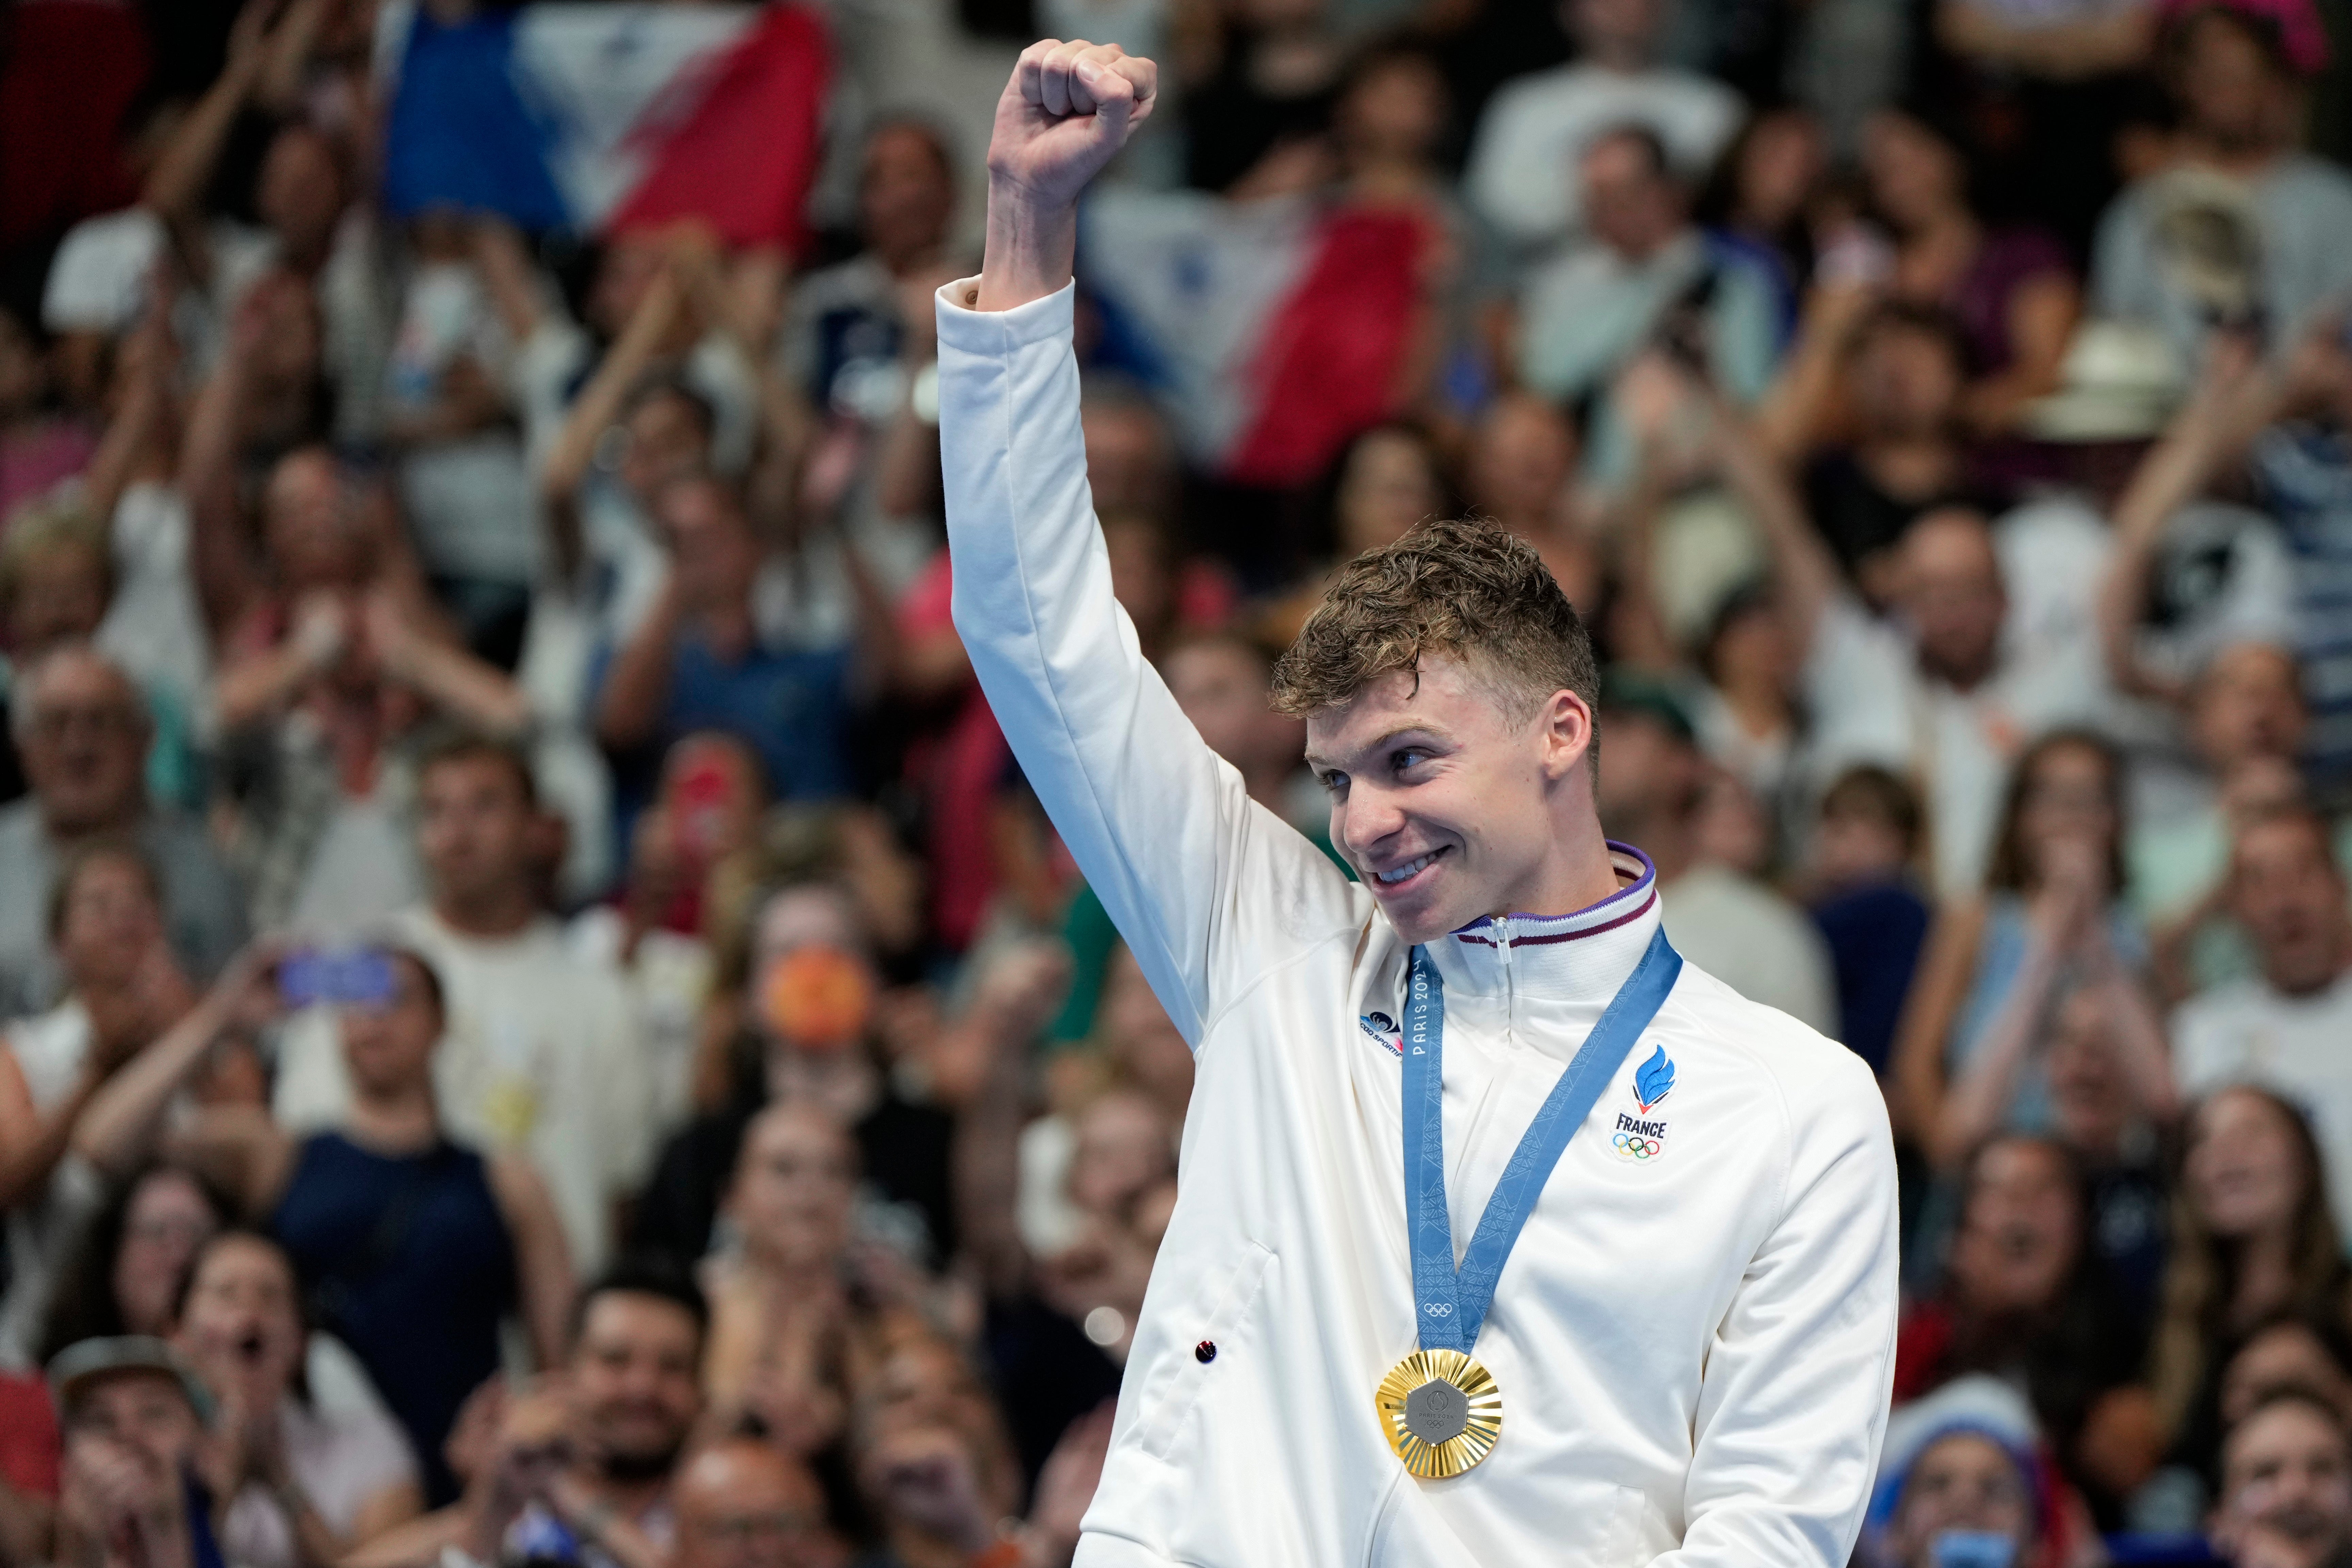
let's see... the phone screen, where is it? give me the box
[279,949,397,1009]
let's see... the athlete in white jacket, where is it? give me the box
[939,42,1899,1567]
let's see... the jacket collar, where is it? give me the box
[1422,843,1662,1003]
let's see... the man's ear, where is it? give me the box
[1541,688,1596,783]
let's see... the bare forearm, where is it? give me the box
[144,55,256,233]
[541,276,681,499]
[390,640,530,736]
[0,1068,96,1210]
[182,363,260,634]
[213,642,320,734]
[72,1000,230,1177]
[1931,932,2063,1166]
[1718,399,1837,650]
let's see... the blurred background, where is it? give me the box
[1,0,2351,1564]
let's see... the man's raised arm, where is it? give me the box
[938,42,1358,1046]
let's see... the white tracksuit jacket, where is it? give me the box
[936,278,1900,1568]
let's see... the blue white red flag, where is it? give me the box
[1080,188,1436,488]
[377,1,830,252]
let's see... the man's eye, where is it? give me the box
[1319,772,1348,795]
[1394,749,1428,772]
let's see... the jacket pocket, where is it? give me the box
[1135,1241,1275,1461]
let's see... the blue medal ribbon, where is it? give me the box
[1402,925,1682,1352]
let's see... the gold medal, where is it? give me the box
[1375,1348,1503,1479]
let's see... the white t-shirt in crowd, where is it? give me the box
[97,480,214,713]
[1464,63,1741,250]
[1804,502,2113,898]
[563,908,712,1136]
[2175,968,2352,1242]
[0,1003,106,1368]
[273,908,655,1276]
[220,1393,420,1568]
[1659,863,1840,1038]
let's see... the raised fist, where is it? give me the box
[987,40,1158,211]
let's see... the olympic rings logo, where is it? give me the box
[1612,1131,1663,1160]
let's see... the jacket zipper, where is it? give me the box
[1497,914,1515,1047]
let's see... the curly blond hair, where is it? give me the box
[1269,516,1599,729]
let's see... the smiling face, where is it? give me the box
[1305,655,1598,943]
[2189,1088,2312,1241]
[573,1290,703,1478]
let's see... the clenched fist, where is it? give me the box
[975,39,1158,312]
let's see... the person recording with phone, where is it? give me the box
[69,940,574,1504]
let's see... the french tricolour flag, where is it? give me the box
[1081,188,1436,489]
[377,0,829,251]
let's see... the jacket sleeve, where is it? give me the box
[1659,1048,1900,1566]
[935,280,1359,1047]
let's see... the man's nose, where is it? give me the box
[1340,785,1405,857]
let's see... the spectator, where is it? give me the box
[568,734,765,1131]
[699,1104,874,1451]
[1806,765,1933,1079]
[1893,730,2151,1155]
[1258,423,1449,646]
[2209,1389,2352,1568]
[2174,808,2352,1237]
[1855,108,2081,435]
[2044,985,2176,1323]
[47,1337,229,1568]
[1695,107,1826,340]
[273,735,653,1276]
[349,1262,710,1568]
[379,211,537,669]
[0,647,247,1017]
[1684,582,1805,860]
[0,843,216,1368]
[1756,475,2114,895]
[171,1230,422,1564]
[36,1167,229,1367]
[1860,1375,2085,1568]
[2091,0,2352,362]
[1178,0,1343,194]
[1461,392,1599,611]
[1509,125,1780,424]
[1894,1137,2147,1499]
[592,473,865,827]
[780,118,965,589]
[1594,673,1839,1034]
[670,1439,838,1568]
[71,942,574,1504]
[633,883,961,1274]
[1464,0,1742,255]
[2148,1086,2350,1466]
[1773,303,1989,599]
[849,1333,1103,1568]
[2219,1316,2352,1437]
[2098,314,2352,804]
[461,1264,708,1568]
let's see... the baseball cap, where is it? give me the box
[47,1336,215,1426]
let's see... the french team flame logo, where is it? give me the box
[1633,1045,1675,1114]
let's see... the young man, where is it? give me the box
[273,737,652,1276]
[936,39,1897,1566]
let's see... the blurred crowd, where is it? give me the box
[0,0,2350,1564]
